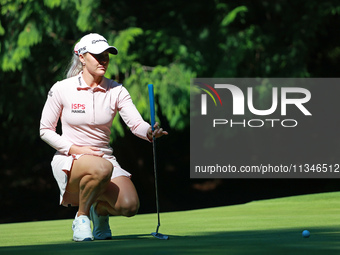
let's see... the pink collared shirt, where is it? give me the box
[40,73,151,155]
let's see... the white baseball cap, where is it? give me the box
[74,33,118,55]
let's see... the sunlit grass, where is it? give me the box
[1,192,340,254]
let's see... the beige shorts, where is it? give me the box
[51,152,131,207]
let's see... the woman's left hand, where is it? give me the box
[147,122,168,140]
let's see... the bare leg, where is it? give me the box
[96,176,140,217]
[66,155,113,217]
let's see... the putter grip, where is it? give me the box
[148,84,156,131]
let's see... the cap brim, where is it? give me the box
[107,46,118,55]
[88,46,118,55]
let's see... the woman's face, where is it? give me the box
[80,51,110,77]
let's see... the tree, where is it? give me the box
[0,0,339,222]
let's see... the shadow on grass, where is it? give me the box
[111,233,174,240]
[1,227,340,255]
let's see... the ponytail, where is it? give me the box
[65,54,83,78]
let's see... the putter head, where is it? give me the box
[151,232,169,240]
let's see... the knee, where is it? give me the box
[93,161,113,184]
[119,199,140,217]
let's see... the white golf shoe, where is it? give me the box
[72,214,94,242]
[90,202,112,240]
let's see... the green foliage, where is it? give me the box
[18,22,41,47]
[221,6,248,27]
[0,0,339,160]
[124,63,194,130]
[108,61,194,139]
[106,27,144,79]
[0,21,4,35]
[75,0,99,31]
[103,27,194,137]
[43,0,69,9]
[0,0,339,224]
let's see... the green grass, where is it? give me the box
[1,192,340,254]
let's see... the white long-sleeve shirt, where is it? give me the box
[40,73,151,155]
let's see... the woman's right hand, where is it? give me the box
[68,145,104,157]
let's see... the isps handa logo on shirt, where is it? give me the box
[71,103,86,113]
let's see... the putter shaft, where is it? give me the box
[152,136,161,233]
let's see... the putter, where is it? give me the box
[148,84,169,240]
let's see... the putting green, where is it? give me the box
[1,192,340,254]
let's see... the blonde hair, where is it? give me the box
[66,54,83,78]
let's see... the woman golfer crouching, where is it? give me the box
[39,33,168,241]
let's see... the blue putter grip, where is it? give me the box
[148,84,156,131]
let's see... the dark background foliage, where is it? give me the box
[0,0,339,223]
